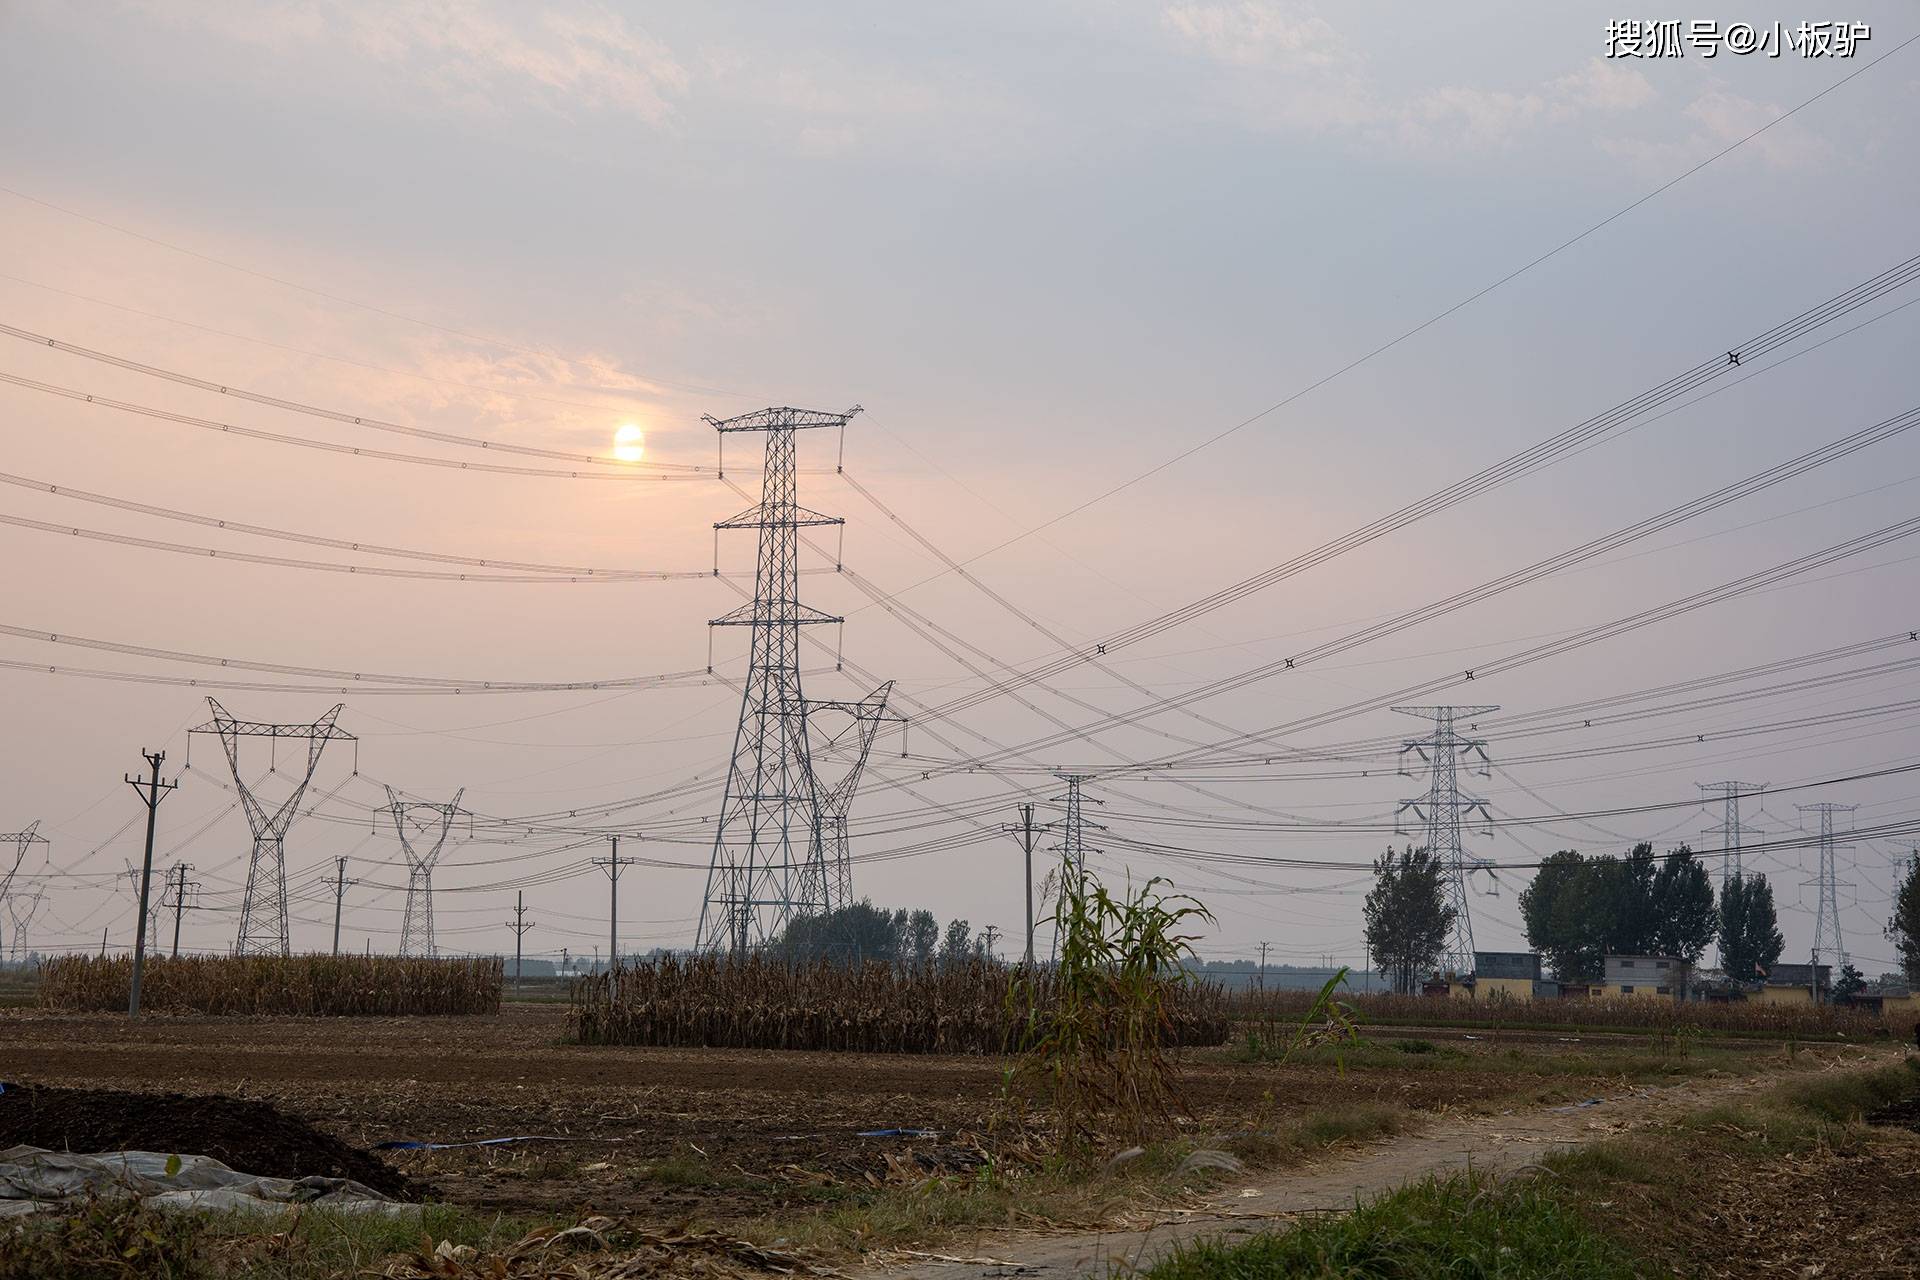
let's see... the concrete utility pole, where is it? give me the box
[162,863,197,959]
[124,749,178,1019]
[592,836,638,974]
[1257,940,1271,992]
[330,857,352,956]
[507,891,535,992]
[1003,803,1051,967]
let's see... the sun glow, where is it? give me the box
[612,423,646,463]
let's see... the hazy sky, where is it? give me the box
[2,1,1917,974]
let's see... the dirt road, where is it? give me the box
[867,1052,1899,1280]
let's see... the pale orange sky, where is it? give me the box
[3,1,1918,972]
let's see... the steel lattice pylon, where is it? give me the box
[799,681,901,915]
[1048,774,1104,963]
[1699,781,1767,895]
[194,699,354,956]
[1798,802,1855,974]
[697,406,855,954]
[1394,705,1497,978]
[382,787,468,958]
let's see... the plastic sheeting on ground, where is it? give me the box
[0,1145,419,1219]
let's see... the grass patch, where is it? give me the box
[1145,1173,1641,1280]
[1147,1055,1920,1280]
[0,1198,546,1280]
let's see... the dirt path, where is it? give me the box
[867,1055,1889,1280]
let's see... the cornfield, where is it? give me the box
[571,954,1231,1054]
[1227,987,1892,1038]
[37,954,503,1017]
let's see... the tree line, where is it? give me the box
[1363,841,1801,991]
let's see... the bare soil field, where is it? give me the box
[0,1003,1730,1225]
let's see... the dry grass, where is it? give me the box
[37,953,502,1017]
[571,954,1229,1054]
[1229,987,1890,1038]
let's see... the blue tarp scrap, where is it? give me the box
[374,1135,581,1152]
[857,1128,940,1139]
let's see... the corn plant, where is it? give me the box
[38,954,502,1016]
[1009,859,1214,1152]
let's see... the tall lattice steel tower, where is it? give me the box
[1699,781,1766,894]
[194,699,354,956]
[1394,705,1497,978]
[1798,802,1855,973]
[696,406,855,954]
[383,787,467,958]
[800,681,902,915]
[1048,774,1103,962]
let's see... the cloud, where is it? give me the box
[120,1,688,124]
[1161,3,1657,153]
[1161,1,1347,71]
[1597,86,1822,174]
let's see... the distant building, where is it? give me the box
[1451,951,1543,1002]
[1602,954,1691,1000]
[1756,962,1830,1004]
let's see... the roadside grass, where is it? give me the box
[1142,1056,1920,1280]
[1144,1174,1641,1280]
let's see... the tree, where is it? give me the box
[1834,962,1867,1005]
[940,918,973,966]
[1601,843,1662,956]
[1520,851,1609,982]
[1648,846,1717,962]
[904,910,939,970]
[770,900,902,966]
[1889,851,1920,986]
[1717,873,1785,981]
[1363,846,1455,994]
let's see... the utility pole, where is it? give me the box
[696,405,858,953]
[330,856,352,956]
[1003,803,1051,967]
[161,863,197,959]
[592,837,637,973]
[507,891,535,992]
[1257,940,1271,993]
[1393,705,1497,978]
[124,749,178,1019]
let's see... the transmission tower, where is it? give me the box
[0,821,49,908]
[193,699,355,956]
[382,787,468,958]
[5,889,45,962]
[1048,774,1105,963]
[1699,781,1767,893]
[696,406,857,954]
[800,680,903,915]
[1393,705,1497,978]
[1797,802,1855,974]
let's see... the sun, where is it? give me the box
[612,423,645,463]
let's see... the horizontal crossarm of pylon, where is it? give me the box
[710,600,843,627]
[703,406,862,432]
[716,503,844,530]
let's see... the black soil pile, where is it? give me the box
[0,1084,421,1200]
[1867,1093,1920,1134]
